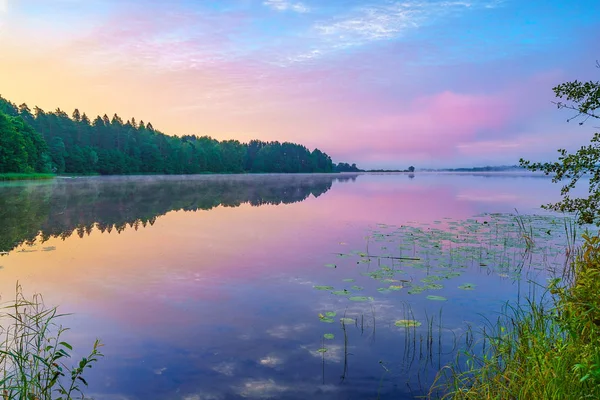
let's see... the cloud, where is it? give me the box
[263,0,310,13]
[312,0,504,48]
[0,0,6,13]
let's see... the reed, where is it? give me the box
[0,284,103,400]
[431,233,600,400]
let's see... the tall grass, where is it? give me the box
[0,174,55,182]
[0,284,102,399]
[431,233,600,399]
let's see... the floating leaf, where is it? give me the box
[332,290,351,296]
[340,318,355,324]
[422,276,442,283]
[324,333,335,340]
[425,283,443,290]
[426,295,447,301]
[314,285,334,291]
[408,286,425,295]
[349,296,373,302]
[325,311,337,317]
[458,283,476,290]
[395,320,422,328]
[351,285,364,291]
[342,278,355,282]
[388,285,403,291]
[319,317,334,323]
[317,348,328,353]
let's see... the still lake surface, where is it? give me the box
[0,173,582,399]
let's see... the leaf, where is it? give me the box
[340,318,355,324]
[325,311,337,317]
[458,283,476,290]
[319,317,334,323]
[349,296,373,302]
[331,290,350,296]
[395,320,422,328]
[317,348,328,353]
[324,333,335,340]
[59,342,73,350]
[426,295,447,301]
[314,285,334,291]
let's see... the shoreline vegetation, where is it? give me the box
[432,232,600,399]
[0,173,55,181]
[0,284,103,400]
[433,69,600,398]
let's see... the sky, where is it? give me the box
[0,0,598,168]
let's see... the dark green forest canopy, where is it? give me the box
[0,95,359,175]
[0,174,357,253]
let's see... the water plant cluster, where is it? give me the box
[431,231,600,399]
[311,212,586,397]
[0,285,102,400]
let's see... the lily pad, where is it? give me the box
[317,348,328,353]
[426,295,447,301]
[425,283,444,290]
[395,320,422,328]
[408,286,426,295]
[388,285,403,291]
[351,285,364,291]
[349,296,373,302]
[342,278,355,282]
[324,333,335,340]
[458,283,476,290]
[340,318,355,324]
[325,311,337,317]
[319,317,334,323]
[314,285,334,291]
[332,290,351,296]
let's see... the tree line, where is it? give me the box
[0,95,358,175]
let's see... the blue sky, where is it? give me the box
[0,0,598,168]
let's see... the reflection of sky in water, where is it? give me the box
[0,173,586,399]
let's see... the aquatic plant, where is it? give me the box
[0,284,103,400]
[432,233,600,399]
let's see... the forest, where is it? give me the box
[0,95,356,175]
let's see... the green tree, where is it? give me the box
[520,65,600,224]
[0,111,28,172]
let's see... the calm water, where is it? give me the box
[0,173,578,400]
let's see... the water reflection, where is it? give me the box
[0,174,358,253]
[0,173,573,400]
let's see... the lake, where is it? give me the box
[0,173,580,400]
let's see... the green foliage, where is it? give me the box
[433,234,600,399]
[520,66,600,225]
[0,109,50,174]
[0,173,54,181]
[333,162,362,172]
[0,95,338,176]
[0,284,103,399]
